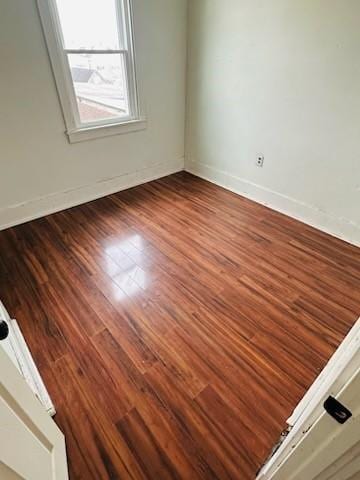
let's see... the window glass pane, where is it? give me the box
[55,0,122,50]
[68,53,129,123]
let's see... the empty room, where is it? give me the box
[0,1,359,479]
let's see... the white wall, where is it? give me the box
[186,0,360,246]
[0,0,187,229]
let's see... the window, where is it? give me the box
[38,0,145,142]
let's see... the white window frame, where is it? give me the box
[37,0,146,143]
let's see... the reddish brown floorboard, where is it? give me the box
[0,172,359,479]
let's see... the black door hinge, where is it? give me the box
[324,396,352,424]
[0,320,9,340]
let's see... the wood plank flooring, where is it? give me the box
[0,172,359,479]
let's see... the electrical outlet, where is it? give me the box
[256,155,264,167]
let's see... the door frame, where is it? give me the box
[257,318,360,480]
[0,343,69,479]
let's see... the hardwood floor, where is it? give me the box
[0,172,359,479]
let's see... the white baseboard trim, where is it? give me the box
[0,300,55,416]
[10,319,56,416]
[0,158,184,230]
[186,161,360,248]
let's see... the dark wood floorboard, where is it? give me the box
[0,172,359,479]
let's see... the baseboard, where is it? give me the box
[186,161,360,247]
[0,300,55,416]
[10,319,56,416]
[0,158,184,230]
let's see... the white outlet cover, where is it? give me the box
[256,155,264,167]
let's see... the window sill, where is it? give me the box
[67,117,147,144]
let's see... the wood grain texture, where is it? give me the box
[0,172,359,479]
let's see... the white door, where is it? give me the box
[0,343,69,479]
[258,319,360,480]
